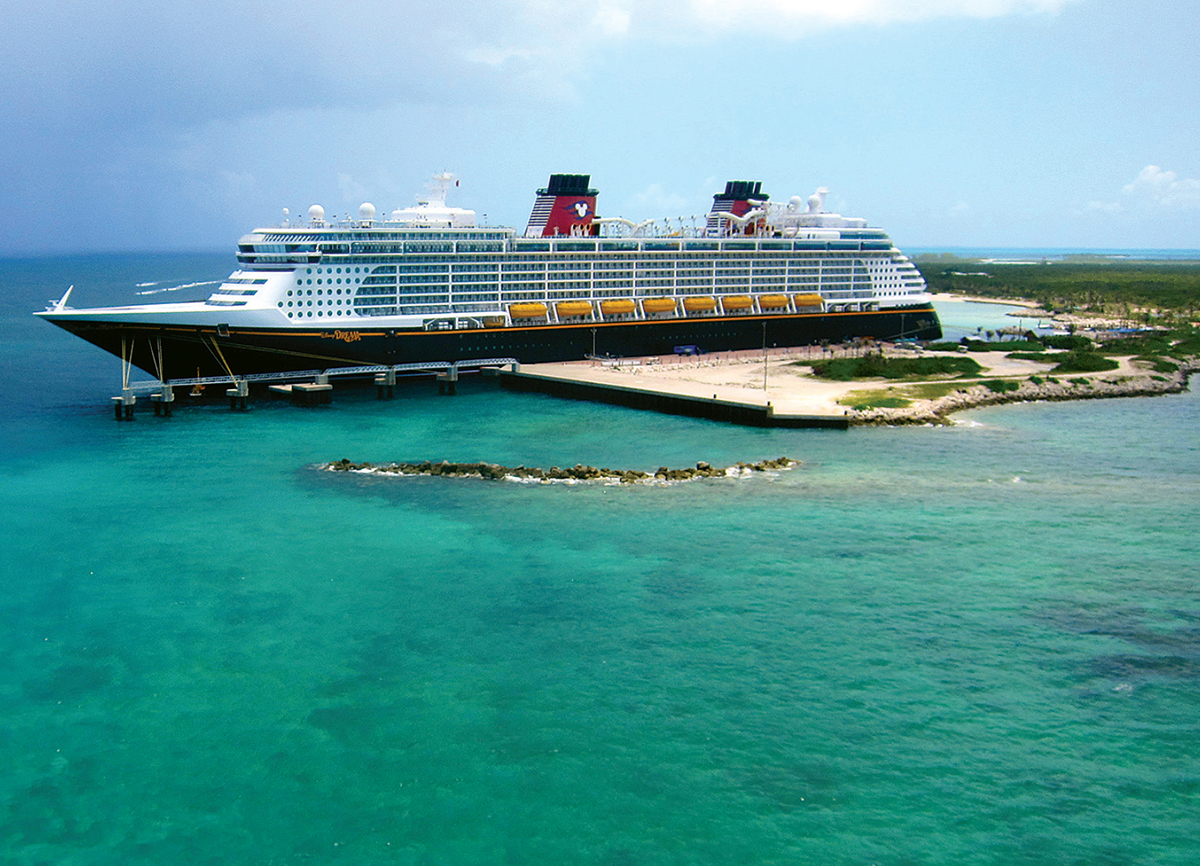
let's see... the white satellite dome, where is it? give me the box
[359,202,376,221]
[308,204,325,222]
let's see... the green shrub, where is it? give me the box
[1006,352,1052,361]
[1030,376,1044,385]
[1052,351,1120,373]
[983,379,1020,394]
[812,355,982,381]
[1168,331,1200,356]
[849,396,911,410]
[1098,335,1171,356]
[1042,334,1093,350]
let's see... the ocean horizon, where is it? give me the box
[2,252,1198,864]
[907,246,1200,262]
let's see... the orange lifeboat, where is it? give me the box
[721,295,753,312]
[793,293,824,309]
[757,294,790,310]
[509,303,548,319]
[641,297,677,314]
[555,301,594,318]
[682,296,717,312]
[599,299,636,316]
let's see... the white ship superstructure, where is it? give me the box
[37,173,941,380]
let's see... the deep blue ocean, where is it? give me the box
[2,254,1198,865]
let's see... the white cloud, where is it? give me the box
[1121,165,1200,212]
[670,0,1076,33]
[1082,166,1200,220]
[461,0,1078,66]
[626,183,694,217]
[1085,199,1124,215]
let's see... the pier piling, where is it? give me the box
[375,369,396,399]
[226,380,249,411]
[112,389,136,421]
[151,385,174,417]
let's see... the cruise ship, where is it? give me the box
[36,173,941,381]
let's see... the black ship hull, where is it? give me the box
[44,305,942,382]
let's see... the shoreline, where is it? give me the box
[515,344,1198,428]
[851,360,1199,425]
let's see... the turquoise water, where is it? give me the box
[2,255,1199,864]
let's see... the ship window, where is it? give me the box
[306,269,312,274]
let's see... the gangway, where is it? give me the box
[119,358,521,394]
[110,357,521,417]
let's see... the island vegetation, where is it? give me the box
[915,256,1200,323]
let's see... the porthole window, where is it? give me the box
[306,268,312,274]
[287,290,293,296]
[288,312,294,318]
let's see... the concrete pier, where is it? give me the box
[150,384,174,416]
[375,369,396,399]
[498,351,852,429]
[112,389,136,421]
[226,380,249,411]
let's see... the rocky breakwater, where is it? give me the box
[853,359,1200,426]
[323,457,797,483]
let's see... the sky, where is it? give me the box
[2,0,1197,254]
